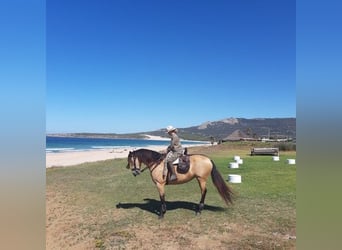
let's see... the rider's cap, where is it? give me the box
[166,125,177,133]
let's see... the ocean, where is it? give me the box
[46,136,207,153]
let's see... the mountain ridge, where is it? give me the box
[147,117,296,141]
[48,117,296,141]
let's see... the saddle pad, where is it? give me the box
[172,158,179,164]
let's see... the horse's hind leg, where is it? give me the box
[196,179,207,215]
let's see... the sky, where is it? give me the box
[46,0,296,134]
[2,1,342,249]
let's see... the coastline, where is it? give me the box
[46,146,166,168]
[46,133,170,140]
[46,135,209,168]
[141,134,169,140]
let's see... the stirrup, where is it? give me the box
[170,174,177,181]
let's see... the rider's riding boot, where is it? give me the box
[169,163,177,181]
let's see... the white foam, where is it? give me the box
[46,147,75,152]
[91,146,129,149]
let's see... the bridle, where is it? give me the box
[127,150,161,176]
[127,151,139,176]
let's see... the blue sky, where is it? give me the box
[46,0,296,133]
[2,1,342,248]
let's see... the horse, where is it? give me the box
[126,148,234,218]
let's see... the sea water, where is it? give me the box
[46,136,206,153]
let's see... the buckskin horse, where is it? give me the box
[126,148,234,218]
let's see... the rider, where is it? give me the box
[164,125,183,181]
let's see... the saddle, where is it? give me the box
[172,148,190,174]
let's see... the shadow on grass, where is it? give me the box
[116,198,225,215]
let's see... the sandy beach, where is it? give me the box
[46,135,208,168]
[46,146,167,168]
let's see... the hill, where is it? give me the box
[144,117,296,141]
[49,117,295,142]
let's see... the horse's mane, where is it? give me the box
[134,149,165,164]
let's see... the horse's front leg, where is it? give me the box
[159,194,166,219]
[156,183,166,219]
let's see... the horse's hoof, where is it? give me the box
[158,215,164,220]
[195,211,201,216]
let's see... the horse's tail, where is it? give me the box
[210,160,234,205]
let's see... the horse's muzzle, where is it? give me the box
[132,169,141,177]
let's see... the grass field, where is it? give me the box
[46,143,296,249]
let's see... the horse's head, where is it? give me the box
[126,150,141,176]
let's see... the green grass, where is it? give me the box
[47,148,296,249]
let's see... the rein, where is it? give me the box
[147,163,159,173]
[135,157,160,174]
[131,151,163,174]
[137,164,157,174]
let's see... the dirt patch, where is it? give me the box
[47,190,295,250]
[46,189,93,249]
